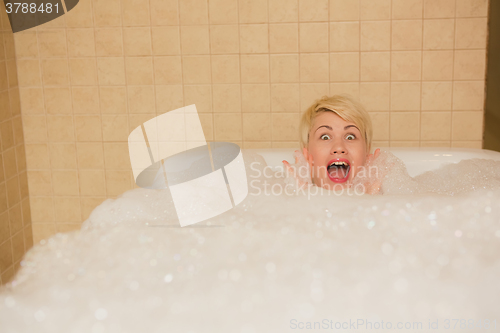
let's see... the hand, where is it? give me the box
[366,148,381,166]
[282,150,311,189]
[362,148,382,194]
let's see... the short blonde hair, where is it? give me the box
[299,94,373,151]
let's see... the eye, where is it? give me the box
[345,134,356,140]
[320,134,330,140]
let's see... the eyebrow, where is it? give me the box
[314,124,360,133]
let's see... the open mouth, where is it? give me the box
[327,159,350,183]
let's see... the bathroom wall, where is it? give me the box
[0,7,33,285]
[10,0,489,242]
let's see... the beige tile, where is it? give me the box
[454,50,486,80]
[0,239,13,272]
[240,24,269,54]
[23,222,33,248]
[456,0,488,17]
[360,52,390,82]
[272,141,300,148]
[13,32,38,57]
[46,115,75,142]
[27,171,52,197]
[182,56,211,84]
[16,59,41,87]
[0,34,4,62]
[11,230,25,262]
[179,0,209,25]
[360,21,390,51]
[0,120,14,150]
[0,62,6,91]
[423,0,455,18]
[100,87,127,114]
[106,170,133,196]
[80,197,107,221]
[241,84,271,112]
[390,82,421,111]
[155,85,184,113]
[299,0,328,21]
[210,25,239,54]
[420,141,451,147]
[0,91,9,121]
[95,28,123,56]
[72,87,99,114]
[6,60,18,87]
[152,27,181,55]
[329,22,359,52]
[12,117,24,147]
[19,88,44,115]
[3,32,15,59]
[3,148,17,179]
[65,0,93,27]
[127,86,155,114]
[368,112,390,141]
[243,113,272,141]
[214,113,242,140]
[330,0,359,21]
[22,115,47,143]
[125,57,154,85]
[153,56,182,84]
[211,55,240,83]
[199,113,214,140]
[97,57,126,85]
[9,89,21,117]
[243,141,272,148]
[79,170,106,196]
[49,143,77,169]
[150,0,179,25]
[0,184,6,214]
[392,0,423,19]
[241,55,270,83]
[93,0,122,26]
[103,143,130,169]
[390,141,420,147]
[299,83,329,111]
[44,87,72,114]
[300,53,329,82]
[69,58,98,85]
[451,141,482,149]
[271,83,300,112]
[330,52,359,82]
[390,112,420,140]
[38,30,67,57]
[75,115,102,142]
[239,0,268,23]
[420,112,452,140]
[360,0,391,19]
[77,143,104,169]
[329,83,360,99]
[456,20,488,50]
[6,176,21,206]
[300,23,328,53]
[213,84,241,113]
[54,197,81,222]
[391,51,421,81]
[421,81,452,110]
[52,171,79,196]
[41,59,69,85]
[67,29,95,57]
[422,51,453,80]
[123,28,152,56]
[270,0,299,22]
[184,85,212,113]
[122,0,150,26]
[423,19,455,50]
[359,82,390,111]
[270,55,299,83]
[102,115,129,141]
[272,113,299,141]
[180,26,210,55]
[392,20,422,50]
[0,211,8,244]
[209,0,238,24]
[452,111,483,140]
[453,81,484,110]
[269,24,299,53]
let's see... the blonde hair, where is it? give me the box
[299,94,373,151]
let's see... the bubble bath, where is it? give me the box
[1,149,500,332]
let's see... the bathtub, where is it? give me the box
[1,147,500,333]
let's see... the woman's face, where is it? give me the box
[304,112,368,190]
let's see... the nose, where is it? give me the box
[330,138,346,155]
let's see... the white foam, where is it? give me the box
[1,152,500,332]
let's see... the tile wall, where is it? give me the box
[0,7,33,285]
[7,0,489,242]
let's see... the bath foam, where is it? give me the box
[1,152,500,332]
